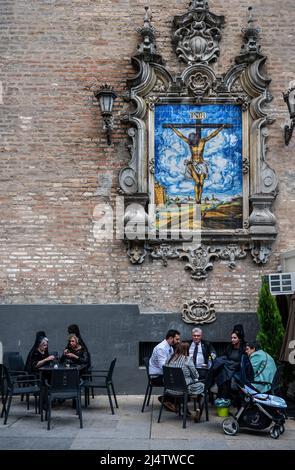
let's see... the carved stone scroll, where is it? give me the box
[150,243,179,266]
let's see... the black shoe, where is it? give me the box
[163,401,176,412]
[158,396,176,412]
[194,408,201,422]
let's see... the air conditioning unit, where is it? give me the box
[267,272,295,295]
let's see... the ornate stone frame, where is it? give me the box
[119,2,278,279]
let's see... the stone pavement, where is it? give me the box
[0,395,294,450]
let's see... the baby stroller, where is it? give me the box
[222,382,287,439]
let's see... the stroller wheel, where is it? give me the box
[270,426,280,439]
[222,417,239,436]
[279,424,285,435]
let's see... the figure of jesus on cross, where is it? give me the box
[163,115,232,204]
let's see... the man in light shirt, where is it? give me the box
[149,329,181,412]
[149,329,181,382]
[189,327,216,379]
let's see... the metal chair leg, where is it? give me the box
[158,395,164,423]
[147,384,153,406]
[107,384,114,414]
[111,382,118,408]
[47,398,52,430]
[141,384,150,412]
[77,394,83,428]
[1,392,7,418]
[4,394,12,425]
[183,394,187,429]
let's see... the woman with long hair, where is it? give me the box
[61,334,89,367]
[167,342,204,394]
[212,325,250,400]
[166,341,205,420]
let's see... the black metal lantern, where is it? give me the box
[283,83,295,146]
[94,84,117,145]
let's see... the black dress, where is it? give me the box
[60,346,89,367]
[213,343,245,398]
[30,349,50,373]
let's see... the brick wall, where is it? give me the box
[1,0,295,312]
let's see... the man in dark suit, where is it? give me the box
[189,327,217,379]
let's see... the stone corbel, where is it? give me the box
[219,244,247,269]
[250,241,272,264]
[126,240,147,264]
[249,194,277,235]
[124,193,150,240]
[249,194,277,264]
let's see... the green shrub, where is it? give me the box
[256,278,285,363]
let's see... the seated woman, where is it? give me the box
[60,334,89,367]
[212,324,247,400]
[165,342,205,420]
[25,330,47,373]
[67,324,91,369]
[29,337,56,374]
[245,341,277,393]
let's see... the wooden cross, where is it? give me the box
[163,119,233,130]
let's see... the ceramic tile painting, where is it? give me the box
[153,103,243,231]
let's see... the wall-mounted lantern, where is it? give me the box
[94,84,117,145]
[283,82,295,146]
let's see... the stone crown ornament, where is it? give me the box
[172,0,225,64]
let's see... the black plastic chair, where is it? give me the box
[82,358,118,414]
[4,351,31,404]
[158,366,190,428]
[0,364,5,414]
[1,365,40,424]
[141,357,163,412]
[42,368,83,430]
[3,352,28,377]
[194,369,210,421]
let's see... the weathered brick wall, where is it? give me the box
[1,0,295,312]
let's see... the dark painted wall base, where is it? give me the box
[0,304,258,393]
